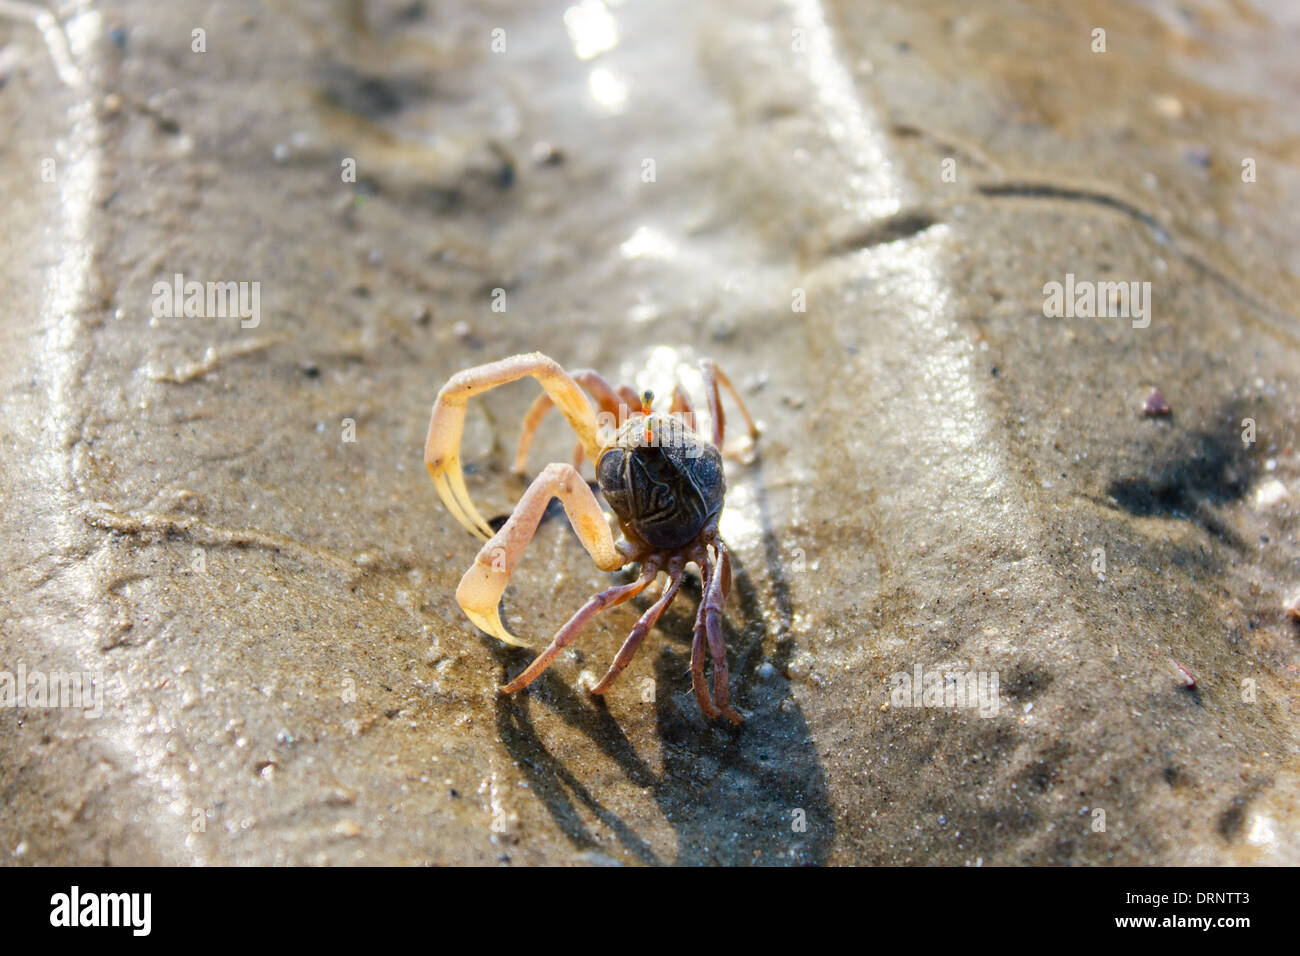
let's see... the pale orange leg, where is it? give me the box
[513,369,625,475]
[426,353,601,540]
[669,383,698,435]
[614,383,640,410]
[455,462,639,646]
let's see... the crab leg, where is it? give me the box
[501,560,660,694]
[700,359,759,452]
[702,542,742,724]
[456,462,638,646]
[590,555,686,696]
[426,353,602,540]
[513,369,626,475]
[690,548,721,721]
[669,383,698,434]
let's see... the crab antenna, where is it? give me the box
[641,390,653,444]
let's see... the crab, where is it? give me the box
[424,352,759,723]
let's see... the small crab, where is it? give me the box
[424,352,759,723]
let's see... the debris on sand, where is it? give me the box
[1142,387,1171,417]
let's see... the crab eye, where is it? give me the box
[596,448,625,494]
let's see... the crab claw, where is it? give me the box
[425,354,607,540]
[425,397,495,541]
[455,538,527,646]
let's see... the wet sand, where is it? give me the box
[1,0,1298,864]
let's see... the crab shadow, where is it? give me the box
[1104,400,1260,551]
[489,449,833,865]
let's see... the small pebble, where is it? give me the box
[1152,94,1184,120]
[1254,478,1289,509]
[1185,146,1211,169]
[1142,387,1170,417]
